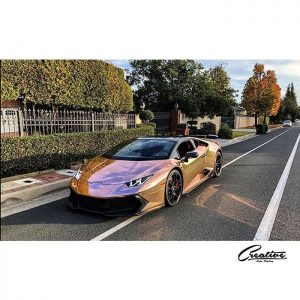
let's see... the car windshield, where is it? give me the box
[283,120,290,123]
[103,139,177,160]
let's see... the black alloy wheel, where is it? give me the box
[165,169,183,207]
[212,151,222,177]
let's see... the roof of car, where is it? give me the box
[138,136,190,142]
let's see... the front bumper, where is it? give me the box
[68,189,149,216]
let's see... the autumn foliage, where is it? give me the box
[0,60,133,111]
[241,63,281,124]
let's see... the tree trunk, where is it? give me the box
[255,113,258,126]
[263,114,267,125]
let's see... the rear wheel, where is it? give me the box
[212,151,222,177]
[165,169,183,207]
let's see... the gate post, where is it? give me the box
[91,111,95,131]
[17,108,24,137]
[171,110,181,133]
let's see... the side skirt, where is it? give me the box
[183,170,213,194]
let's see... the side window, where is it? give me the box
[171,150,181,160]
[192,139,199,147]
[177,141,195,158]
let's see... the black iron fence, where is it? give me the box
[1,108,136,137]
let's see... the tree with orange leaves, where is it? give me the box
[241,63,281,125]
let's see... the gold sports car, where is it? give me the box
[69,137,223,216]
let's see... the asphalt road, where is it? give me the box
[1,126,300,241]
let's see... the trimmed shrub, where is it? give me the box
[137,122,156,129]
[197,122,217,135]
[1,126,154,178]
[1,60,133,111]
[218,123,233,139]
[139,110,154,122]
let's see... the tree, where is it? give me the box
[262,70,281,120]
[127,60,204,112]
[127,60,236,118]
[205,65,237,116]
[241,63,281,125]
[283,83,298,121]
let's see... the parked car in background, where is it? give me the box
[295,119,300,124]
[282,120,292,127]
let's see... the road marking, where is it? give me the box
[90,127,294,241]
[223,127,293,168]
[91,215,142,241]
[1,188,70,218]
[254,133,300,241]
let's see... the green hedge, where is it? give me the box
[1,126,154,178]
[137,122,156,129]
[1,60,133,111]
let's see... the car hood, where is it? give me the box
[83,156,168,185]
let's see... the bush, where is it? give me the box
[139,110,154,122]
[197,122,216,135]
[1,60,133,111]
[137,122,156,129]
[147,122,156,129]
[218,123,233,139]
[1,126,155,178]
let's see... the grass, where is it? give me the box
[232,131,253,138]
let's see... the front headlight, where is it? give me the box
[74,169,82,181]
[125,175,153,187]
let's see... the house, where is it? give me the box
[234,105,247,116]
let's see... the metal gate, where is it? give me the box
[221,116,234,129]
[1,108,20,137]
[153,112,171,133]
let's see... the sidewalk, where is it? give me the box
[1,169,75,206]
[206,125,282,147]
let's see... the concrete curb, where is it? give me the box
[1,169,55,183]
[1,178,70,206]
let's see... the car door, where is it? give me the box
[175,139,205,189]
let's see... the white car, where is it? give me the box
[282,120,292,127]
[295,119,300,124]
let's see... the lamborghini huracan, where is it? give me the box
[68,136,222,216]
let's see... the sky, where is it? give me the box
[109,60,300,105]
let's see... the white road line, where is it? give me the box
[1,188,70,218]
[91,127,294,241]
[254,133,300,241]
[91,215,142,241]
[223,127,293,168]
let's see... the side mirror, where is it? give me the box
[183,151,199,162]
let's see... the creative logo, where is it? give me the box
[238,245,287,262]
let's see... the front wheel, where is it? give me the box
[212,151,223,177]
[165,169,183,207]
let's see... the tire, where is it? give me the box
[165,169,183,207]
[212,151,223,177]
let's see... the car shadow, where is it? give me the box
[1,198,123,226]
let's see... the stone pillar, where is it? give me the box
[171,110,181,133]
[135,113,142,125]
